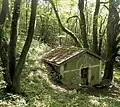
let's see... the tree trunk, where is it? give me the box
[103,0,119,83]
[0,0,9,25]
[8,0,37,93]
[78,0,88,48]
[0,45,11,87]
[12,75,21,93]
[92,0,100,54]
[103,60,114,81]
[0,0,37,94]
[0,0,11,88]
[98,16,107,55]
[9,0,21,81]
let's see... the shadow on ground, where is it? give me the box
[75,78,120,98]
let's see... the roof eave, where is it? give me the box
[42,58,60,66]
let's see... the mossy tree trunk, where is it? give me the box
[103,0,120,83]
[92,0,100,54]
[78,0,88,48]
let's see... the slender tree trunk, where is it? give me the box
[9,0,21,82]
[98,29,106,55]
[12,0,37,93]
[0,0,11,88]
[92,0,100,54]
[0,0,9,25]
[78,0,88,48]
[0,37,11,89]
[98,16,107,55]
[26,0,29,33]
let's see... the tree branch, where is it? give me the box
[66,15,80,23]
[100,2,109,4]
[103,5,109,10]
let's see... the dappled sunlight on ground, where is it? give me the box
[0,43,120,106]
[20,43,120,106]
[21,59,120,107]
[27,69,67,93]
[0,91,27,107]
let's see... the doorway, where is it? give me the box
[81,67,89,85]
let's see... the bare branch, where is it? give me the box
[103,5,109,10]
[100,2,109,4]
[66,15,80,23]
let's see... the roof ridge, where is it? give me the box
[42,47,101,66]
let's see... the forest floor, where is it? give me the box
[0,42,120,107]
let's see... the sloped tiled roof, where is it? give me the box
[42,47,101,66]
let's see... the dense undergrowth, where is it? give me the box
[0,41,120,107]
